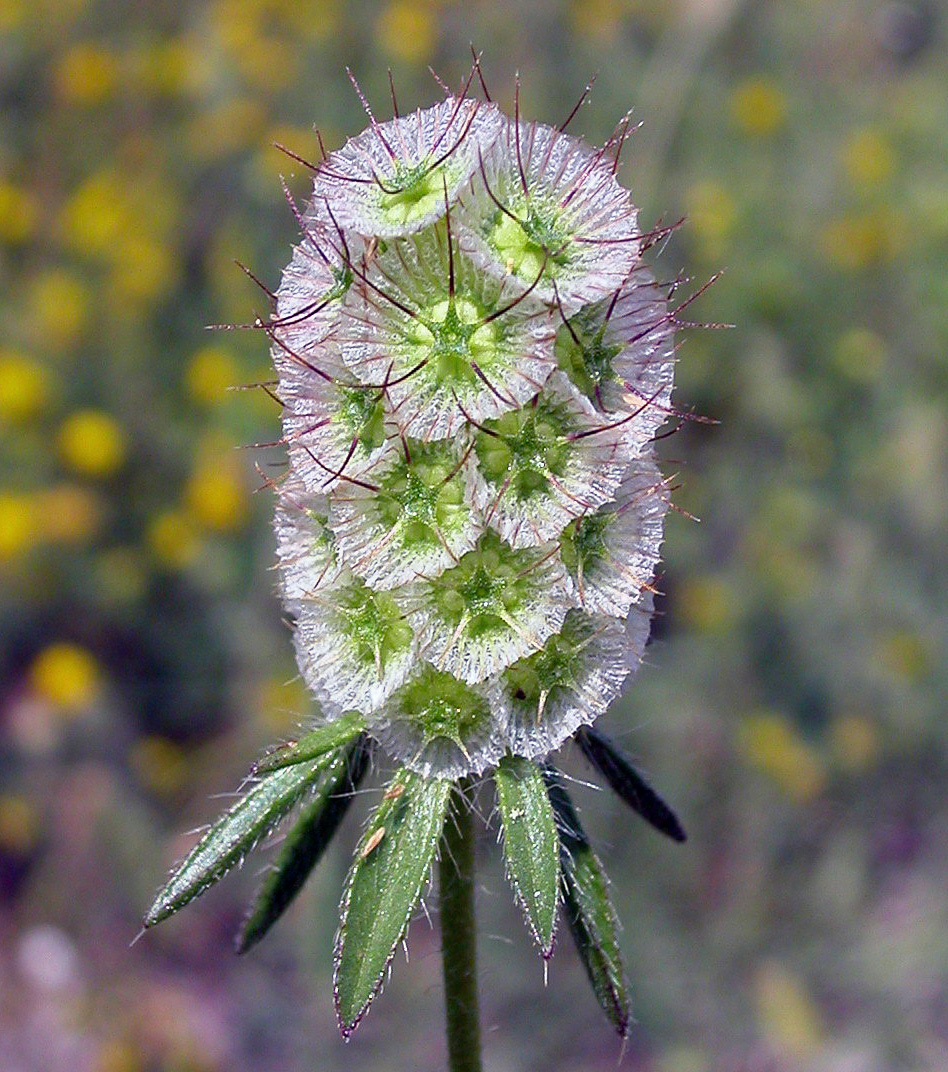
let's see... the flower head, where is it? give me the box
[146,67,698,1047]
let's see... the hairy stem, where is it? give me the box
[440,779,482,1072]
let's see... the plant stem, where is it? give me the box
[440,779,482,1072]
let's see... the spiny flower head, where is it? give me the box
[269,79,679,777]
[146,64,700,1046]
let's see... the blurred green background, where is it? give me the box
[1,0,946,1069]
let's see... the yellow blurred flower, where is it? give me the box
[842,128,895,189]
[147,509,202,569]
[29,642,101,711]
[686,181,737,257]
[186,98,268,163]
[377,0,436,63]
[0,795,40,854]
[877,628,931,682]
[109,235,177,306]
[0,350,49,422]
[33,484,102,544]
[185,345,239,406]
[54,42,120,106]
[236,32,301,93]
[28,269,90,351]
[185,454,249,532]
[754,961,822,1060]
[258,674,311,733]
[738,711,826,802]
[0,0,25,31]
[822,208,905,270]
[569,0,625,42]
[131,736,188,796]
[57,410,127,478]
[0,494,34,560]
[676,575,736,634]
[0,180,38,244]
[729,78,787,138]
[833,327,886,383]
[133,35,208,98]
[61,169,126,259]
[831,713,880,773]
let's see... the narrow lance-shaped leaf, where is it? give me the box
[576,726,687,843]
[237,736,370,954]
[334,768,452,1037]
[544,765,631,1039]
[145,755,336,928]
[251,711,365,775]
[493,754,560,957]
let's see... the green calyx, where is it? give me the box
[504,615,590,714]
[306,508,335,551]
[338,387,386,455]
[486,199,571,281]
[388,665,491,752]
[326,263,353,304]
[406,295,500,389]
[559,510,612,575]
[475,397,574,500]
[375,442,468,547]
[431,531,535,639]
[335,580,412,669]
[379,159,449,226]
[555,310,623,400]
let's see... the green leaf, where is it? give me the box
[145,753,338,928]
[237,736,370,954]
[493,754,560,956]
[334,768,452,1036]
[545,766,631,1039]
[251,711,365,775]
[576,726,687,843]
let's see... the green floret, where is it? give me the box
[431,531,539,639]
[338,388,387,455]
[504,615,592,713]
[375,442,468,548]
[403,295,501,390]
[485,198,572,281]
[387,666,491,751]
[559,510,613,576]
[555,308,623,400]
[335,580,413,670]
[379,159,454,227]
[474,396,575,501]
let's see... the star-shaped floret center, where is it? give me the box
[337,583,412,670]
[476,402,573,499]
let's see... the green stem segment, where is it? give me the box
[440,779,482,1072]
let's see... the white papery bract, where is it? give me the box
[554,263,676,427]
[498,610,631,760]
[560,459,669,618]
[339,227,557,440]
[271,88,678,777]
[309,96,505,238]
[466,371,631,549]
[457,119,640,309]
[329,437,481,589]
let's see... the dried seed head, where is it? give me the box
[271,78,678,778]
